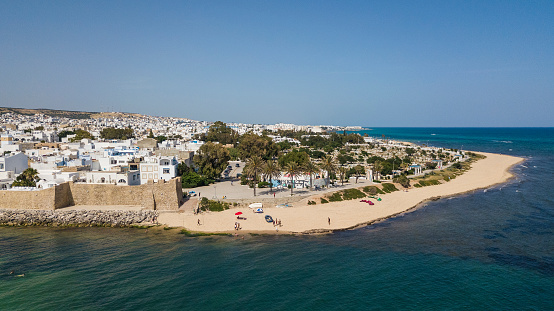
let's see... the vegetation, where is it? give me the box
[179,229,231,237]
[342,188,366,200]
[326,188,366,202]
[199,121,238,145]
[199,197,230,212]
[237,133,278,160]
[193,142,230,181]
[320,198,329,204]
[381,183,399,193]
[263,160,280,193]
[243,156,264,196]
[100,127,135,140]
[363,186,384,195]
[284,162,301,196]
[12,168,39,187]
[307,200,316,205]
[393,174,411,188]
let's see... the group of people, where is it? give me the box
[234,222,241,230]
[273,218,282,227]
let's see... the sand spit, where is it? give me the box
[158,152,524,235]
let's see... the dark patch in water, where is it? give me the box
[488,253,554,276]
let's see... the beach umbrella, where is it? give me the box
[235,212,243,215]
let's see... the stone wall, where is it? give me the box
[0,188,56,210]
[0,177,183,211]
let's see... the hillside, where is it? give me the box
[0,107,143,120]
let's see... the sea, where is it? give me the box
[1,128,553,310]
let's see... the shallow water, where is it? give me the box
[1,128,553,310]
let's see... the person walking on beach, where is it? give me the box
[328,217,331,225]
[197,219,200,226]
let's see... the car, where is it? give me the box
[235,163,240,167]
[227,165,232,170]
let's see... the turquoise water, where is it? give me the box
[1,128,553,310]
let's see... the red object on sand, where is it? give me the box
[235,212,243,215]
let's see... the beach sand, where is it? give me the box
[158,152,524,234]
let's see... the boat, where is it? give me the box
[265,215,273,223]
[249,203,263,209]
[276,203,293,208]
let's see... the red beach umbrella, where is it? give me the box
[235,212,243,215]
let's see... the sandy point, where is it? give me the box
[158,152,524,235]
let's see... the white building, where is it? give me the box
[139,156,178,184]
[0,152,28,174]
[86,170,141,186]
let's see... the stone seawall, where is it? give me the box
[0,177,184,211]
[0,209,158,227]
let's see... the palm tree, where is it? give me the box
[320,156,336,187]
[373,161,382,181]
[303,160,319,190]
[284,162,300,196]
[244,156,264,196]
[338,166,347,186]
[12,168,39,187]
[354,165,363,184]
[263,160,280,194]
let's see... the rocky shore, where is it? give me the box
[0,209,158,227]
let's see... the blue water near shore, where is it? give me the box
[1,128,553,310]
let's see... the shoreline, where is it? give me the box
[0,152,524,234]
[158,152,525,235]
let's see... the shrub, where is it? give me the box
[320,198,329,204]
[381,183,399,193]
[342,188,366,200]
[257,181,270,188]
[363,186,384,195]
[452,162,462,169]
[307,200,316,205]
[393,175,411,188]
[199,197,230,212]
[327,192,343,202]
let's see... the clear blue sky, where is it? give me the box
[1,0,553,126]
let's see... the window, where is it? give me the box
[0,163,3,170]
[163,168,170,174]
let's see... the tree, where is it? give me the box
[237,133,279,160]
[12,168,39,187]
[193,142,230,180]
[278,149,309,167]
[373,161,383,180]
[204,121,238,145]
[147,129,154,138]
[243,156,264,196]
[354,165,364,184]
[69,129,94,142]
[320,156,336,187]
[263,160,281,194]
[303,160,319,189]
[100,127,134,140]
[393,174,411,188]
[405,148,416,156]
[338,166,347,186]
[284,162,301,196]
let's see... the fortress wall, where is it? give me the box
[0,187,56,210]
[0,178,183,211]
[68,182,154,209]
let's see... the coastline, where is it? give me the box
[158,152,524,235]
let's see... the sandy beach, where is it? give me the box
[158,152,524,234]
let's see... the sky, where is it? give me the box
[1,0,553,127]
